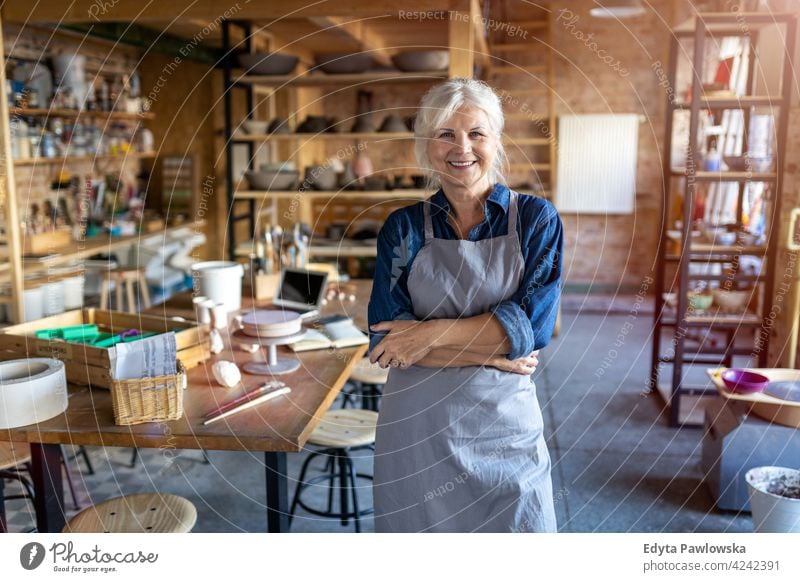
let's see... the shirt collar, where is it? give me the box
[429,183,510,217]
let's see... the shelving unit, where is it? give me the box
[221,6,484,262]
[12,152,155,166]
[483,5,556,197]
[649,13,797,427]
[0,24,161,322]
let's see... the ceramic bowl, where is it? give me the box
[391,49,450,72]
[721,368,769,394]
[723,155,774,173]
[712,288,750,312]
[238,53,298,75]
[687,291,713,311]
[267,118,290,134]
[241,120,269,135]
[314,52,373,74]
[245,170,299,191]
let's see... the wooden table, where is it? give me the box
[0,279,372,533]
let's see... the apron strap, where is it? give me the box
[507,191,519,236]
[423,198,434,240]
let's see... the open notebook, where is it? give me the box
[289,318,369,352]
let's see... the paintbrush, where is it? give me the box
[204,381,285,419]
[203,386,291,426]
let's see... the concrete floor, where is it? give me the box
[2,296,752,533]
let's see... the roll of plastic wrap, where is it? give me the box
[0,358,68,429]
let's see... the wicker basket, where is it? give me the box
[110,363,187,426]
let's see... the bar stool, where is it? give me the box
[341,357,388,411]
[0,442,35,533]
[289,409,378,532]
[0,442,84,532]
[62,493,197,533]
[99,267,151,313]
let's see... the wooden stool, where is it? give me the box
[62,493,197,533]
[99,268,151,313]
[0,442,34,533]
[289,409,378,532]
[342,357,388,411]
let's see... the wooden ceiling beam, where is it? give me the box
[2,0,452,24]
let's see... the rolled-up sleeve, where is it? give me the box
[492,202,563,359]
[368,213,418,352]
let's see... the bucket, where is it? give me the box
[745,466,800,532]
[23,286,44,322]
[192,261,244,312]
[62,275,85,309]
[41,280,65,316]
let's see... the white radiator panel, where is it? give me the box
[555,114,639,214]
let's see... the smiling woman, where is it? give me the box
[368,78,564,533]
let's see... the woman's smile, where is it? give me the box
[428,105,497,190]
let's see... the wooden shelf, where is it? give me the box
[670,167,777,182]
[0,221,205,281]
[234,189,429,201]
[671,96,783,109]
[509,162,550,171]
[10,107,155,121]
[235,240,377,259]
[233,132,413,142]
[13,152,156,166]
[505,137,550,146]
[661,312,762,327]
[234,70,449,87]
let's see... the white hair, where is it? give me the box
[414,78,508,190]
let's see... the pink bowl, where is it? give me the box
[721,369,769,394]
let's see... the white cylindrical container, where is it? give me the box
[23,286,44,322]
[192,261,244,312]
[0,358,68,429]
[62,275,85,310]
[52,53,89,108]
[746,466,800,532]
[41,280,65,316]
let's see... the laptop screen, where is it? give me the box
[277,269,326,307]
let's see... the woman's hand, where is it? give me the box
[369,320,438,369]
[488,350,540,375]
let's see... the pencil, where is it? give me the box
[203,386,291,425]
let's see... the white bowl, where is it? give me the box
[241,120,269,135]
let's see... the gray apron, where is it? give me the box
[373,191,557,532]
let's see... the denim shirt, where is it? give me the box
[368,183,563,360]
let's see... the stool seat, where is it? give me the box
[0,442,31,471]
[349,357,389,385]
[308,409,378,448]
[62,493,197,533]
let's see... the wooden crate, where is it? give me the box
[0,309,209,388]
[23,228,72,255]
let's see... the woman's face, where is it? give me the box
[427,105,498,192]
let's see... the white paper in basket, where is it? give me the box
[112,332,177,381]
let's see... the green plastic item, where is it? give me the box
[93,334,122,348]
[35,324,99,341]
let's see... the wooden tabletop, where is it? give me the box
[0,279,373,453]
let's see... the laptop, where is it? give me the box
[272,268,328,319]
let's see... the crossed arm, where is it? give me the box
[369,313,539,375]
